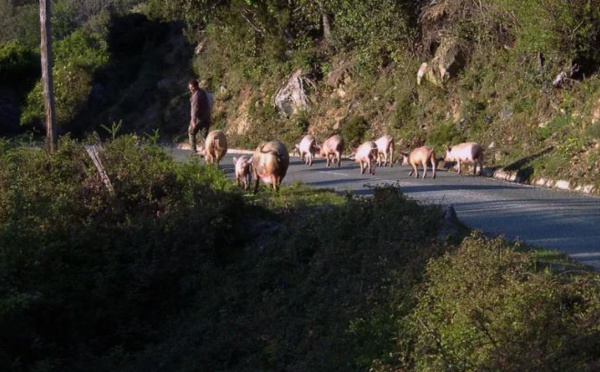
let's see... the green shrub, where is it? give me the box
[0,40,39,88]
[0,2,40,47]
[327,0,416,73]
[153,186,446,372]
[499,0,600,68]
[20,28,109,130]
[408,232,600,371]
[0,136,246,369]
[341,114,370,148]
[428,122,464,149]
[392,85,419,131]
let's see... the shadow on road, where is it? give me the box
[305,178,370,187]
[400,183,530,193]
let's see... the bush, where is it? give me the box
[408,232,600,371]
[326,0,417,73]
[498,0,600,72]
[20,29,109,131]
[131,186,447,372]
[0,40,39,88]
[0,2,40,47]
[428,122,464,149]
[341,114,370,148]
[0,136,246,370]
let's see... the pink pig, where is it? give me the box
[204,130,228,167]
[252,140,290,193]
[400,146,437,179]
[354,141,378,175]
[374,135,394,167]
[317,135,344,167]
[233,155,252,190]
[294,135,318,166]
[445,142,484,175]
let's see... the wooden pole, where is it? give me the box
[40,0,58,152]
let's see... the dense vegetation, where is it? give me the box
[0,137,598,371]
[2,1,600,370]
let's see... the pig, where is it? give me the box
[400,146,437,179]
[317,134,345,167]
[445,142,484,175]
[374,135,395,167]
[294,135,318,166]
[252,140,290,193]
[354,141,378,175]
[232,155,252,190]
[204,130,228,167]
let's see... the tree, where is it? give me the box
[40,0,57,152]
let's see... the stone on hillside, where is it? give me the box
[417,37,465,87]
[417,62,428,85]
[435,38,464,82]
[274,69,311,117]
[417,61,442,87]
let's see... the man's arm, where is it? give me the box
[190,92,200,123]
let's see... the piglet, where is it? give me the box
[400,146,437,179]
[204,130,228,167]
[233,155,252,190]
[294,135,318,166]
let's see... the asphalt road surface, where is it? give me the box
[169,147,600,270]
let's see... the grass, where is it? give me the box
[249,180,347,211]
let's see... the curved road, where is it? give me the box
[169,147,600,270]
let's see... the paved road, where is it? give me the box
[169,147,600,270]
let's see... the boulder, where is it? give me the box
[417,37,465,86]
[274,69,310,117]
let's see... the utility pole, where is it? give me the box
[40,0,58,152]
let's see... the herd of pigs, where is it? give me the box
[200,129,485,193]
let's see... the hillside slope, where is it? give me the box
[162,0,600,193]
[4,0,600,192]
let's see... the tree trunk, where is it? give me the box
[40,0,57,153]
[322,12,332,42]
[319,1,332,43]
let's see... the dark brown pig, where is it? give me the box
[400,146,437,179]
[233,155,252,190]
[252,140,290,193]
[354,141,378,175]
[374,135,394,167]
[445,142,484,175]
[294,135,318,166]
[204,130,228,167]
[317,134,344,167]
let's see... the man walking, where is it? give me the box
[188,79,211,155]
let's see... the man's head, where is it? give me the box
[188,79,199,92]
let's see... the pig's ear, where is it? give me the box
[446,146,451,152]
[233,157,238,164]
